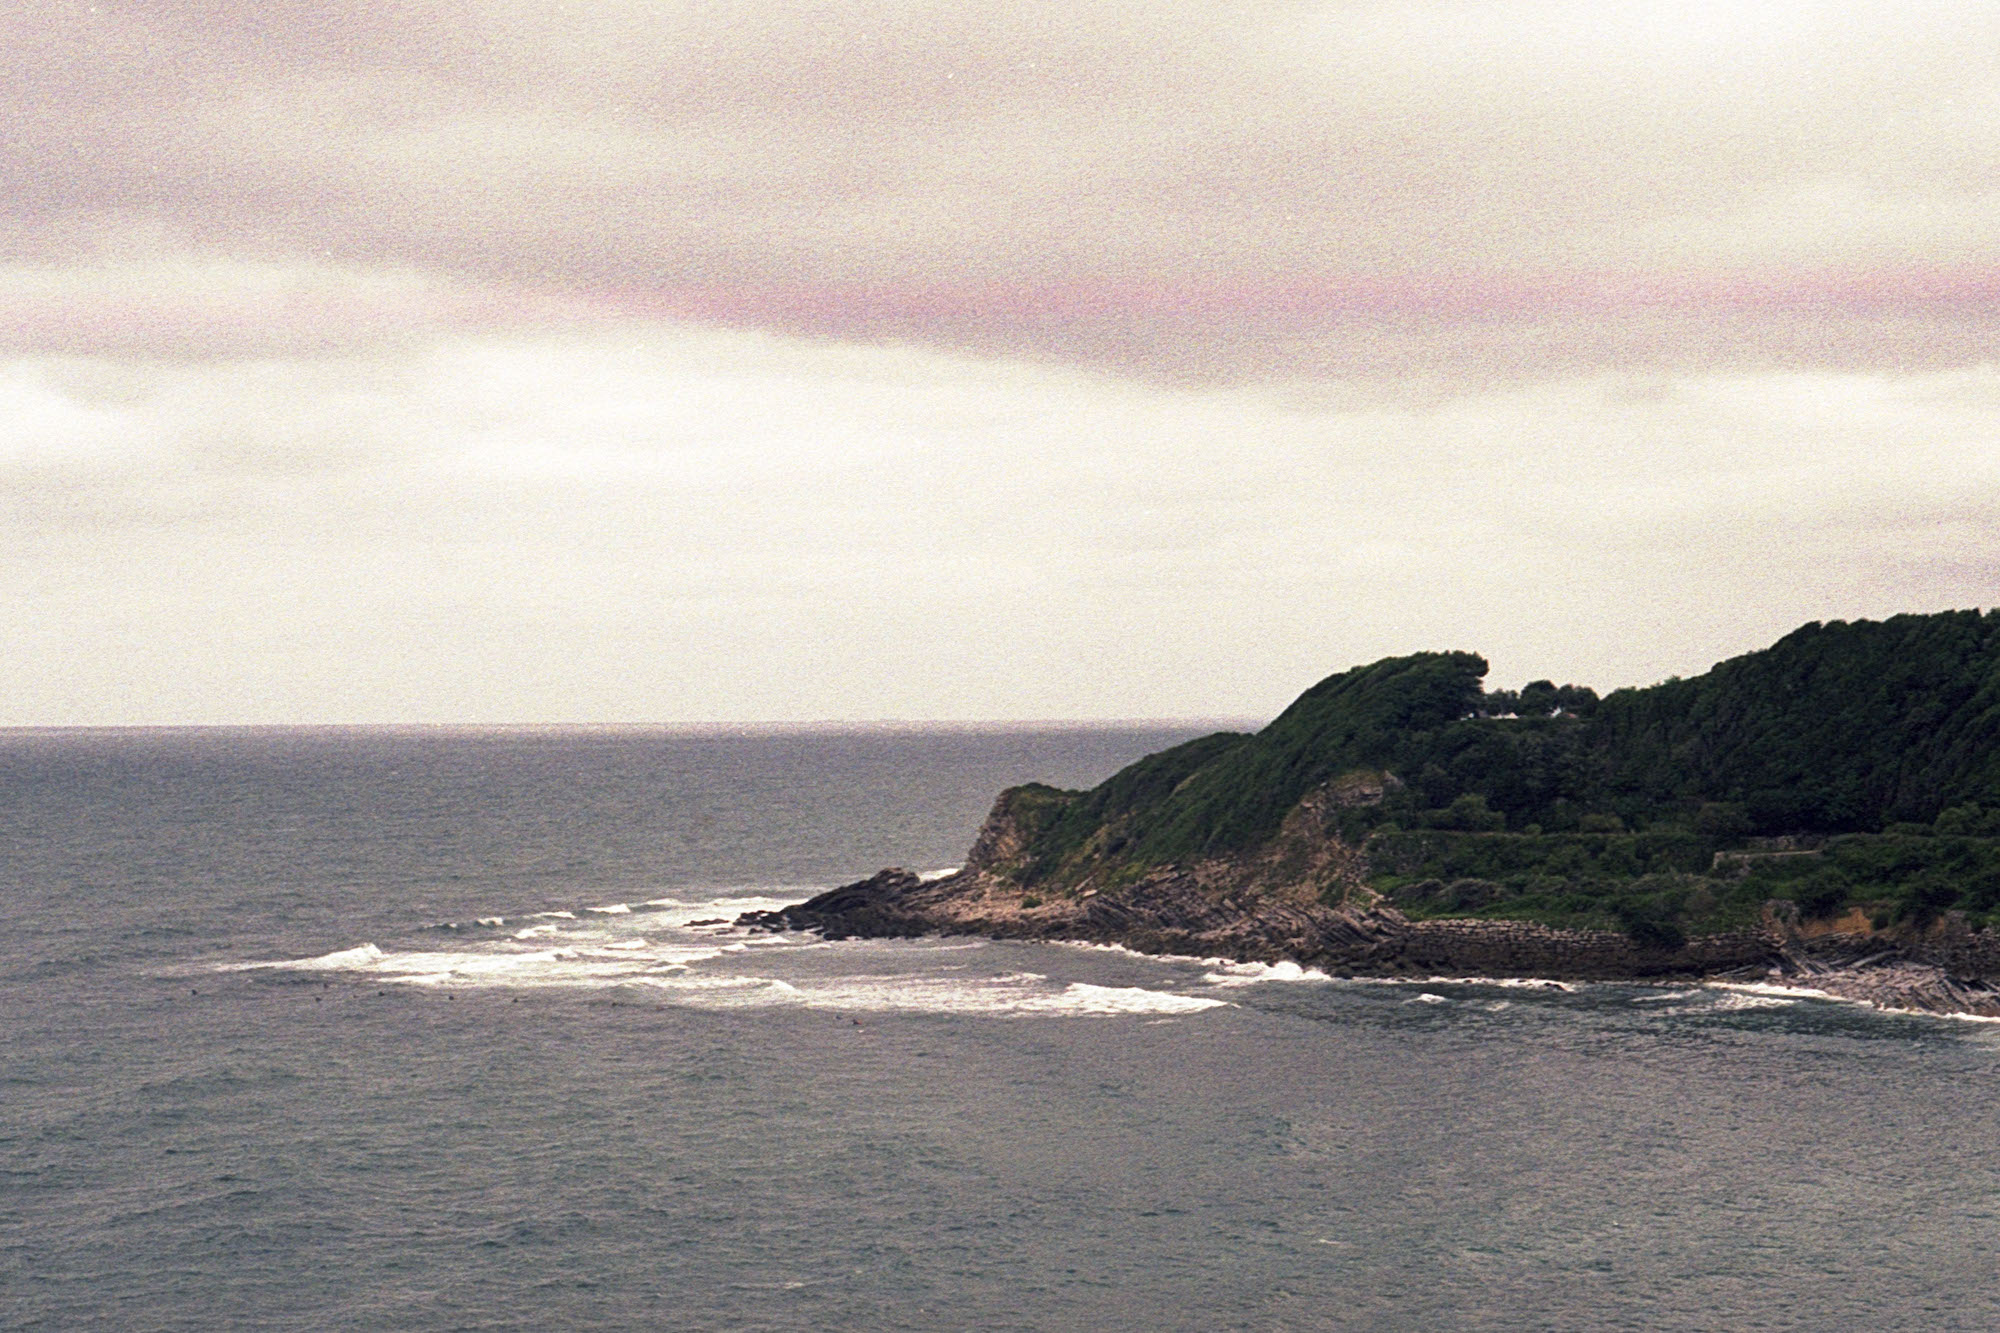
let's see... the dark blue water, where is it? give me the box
[7,727,2000,1331]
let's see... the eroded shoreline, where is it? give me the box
[740,867,2000,1020]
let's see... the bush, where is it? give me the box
[1384,877,1443,906]
[1894,872,1959,926]
[1695,802,1752,837]
[1614,899,1687,951]
[1444,878,1503,910]
[1935,804,2000,836]
[1785,868,1851,920]
[1422,793,1506,832]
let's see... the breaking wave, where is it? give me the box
[218,890,1232,1018]
[1202,960,1333,987]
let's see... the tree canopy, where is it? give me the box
[1004,611,2000,890]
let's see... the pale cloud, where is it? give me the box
[6,1,2000,380]
[2,322,1994,721]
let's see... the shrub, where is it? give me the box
[1423,793,1506,832]
[1695,802,1753,837]
[1614,899,1687,951]
[1935,804,2000,836]
[1894,872,1959,926]
[1786,868,1852,920]
[1444,878,1503,910]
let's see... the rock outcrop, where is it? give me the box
[740,866,2000,1015]
[739,857,1787,983]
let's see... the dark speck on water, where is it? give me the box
[5,725,1999,1331]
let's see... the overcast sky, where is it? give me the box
[5,1,1998,723]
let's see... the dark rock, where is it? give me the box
[737,868,927,938]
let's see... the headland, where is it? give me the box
[744,611,2000,1018]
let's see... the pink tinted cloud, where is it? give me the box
[0,265,594,359]
[7,254,1993,377]
[596,265,2000,327]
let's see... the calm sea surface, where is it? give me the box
[6,726,2000,1331]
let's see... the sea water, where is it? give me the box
[6,726,2000,1331]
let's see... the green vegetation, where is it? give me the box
[991,610,2000,942]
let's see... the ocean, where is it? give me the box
[7,725,2000,1331]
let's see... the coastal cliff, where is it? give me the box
[743,611,2000,1017]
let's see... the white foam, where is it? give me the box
[235,942,385,972]
[1711,991,1796,1011]
[476,916,505,927]
[1711,981,1835,1001]
[1202,960,1333,987]
[626,895,806,929]
[1056,939,1206,964]
[1317,974,1580,996]
[222,895,1233,1018]
[919,866,962,881]
[1341,974,1580,993]
[1406,992,1449,1005]
[233,937,728,988]
[1015,983,1227,1016]
[633,974,798,993]
[614,968,1228,1017]
[1704,980,2000,1026]
[1711,979,2000,1025]
[1930,1009,2000,1025]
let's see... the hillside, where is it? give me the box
[969,610,2000,942]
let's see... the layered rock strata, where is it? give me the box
[739,868,2000,1016]
[740,865,1777,978]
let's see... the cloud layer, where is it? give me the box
[5,326,1995,721]
[11,0,2000,380]
[3,2,1996,721]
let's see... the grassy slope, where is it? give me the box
[994,610,2000,938]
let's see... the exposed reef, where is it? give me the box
[739,862,2000,1018]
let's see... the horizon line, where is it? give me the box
[0,717,1268,736]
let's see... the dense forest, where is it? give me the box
[995,610,2000,940]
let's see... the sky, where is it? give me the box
[5,0,1999,724]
